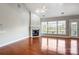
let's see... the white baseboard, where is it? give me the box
[0,36,29,47]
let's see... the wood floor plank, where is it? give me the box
[0,36,79,55]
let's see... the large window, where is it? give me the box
[41,22,47,34]
[48,21,57,34]
[41,20,66,35]
[58,21,66,34]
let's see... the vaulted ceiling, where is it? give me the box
[25,3,79,18]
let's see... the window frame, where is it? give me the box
[58,20,66,35]
[48,21,57,34]
[41,20,66,35]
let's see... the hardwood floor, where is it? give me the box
[0,36,79,55]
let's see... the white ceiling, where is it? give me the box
[25,3,79,18]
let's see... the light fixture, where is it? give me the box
[35,5,47,14]
[42,6,47,11]
[35,9,40,13]
[61,12,64,14]
[41,9,45,13]
[17,4,21,8]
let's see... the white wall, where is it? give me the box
[31,13,40,29]
[0,4,29,47]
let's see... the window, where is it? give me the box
[41,22,47,34]
[41,20,66,35]
[71,22,78,37]
[58,21,66,34]
[48,21,57,34]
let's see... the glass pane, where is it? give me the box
[71,22,78,37]
[48,21,57,34]
[58,21,66,34]
[41,22,47,34]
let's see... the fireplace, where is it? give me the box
[32,30,39,36]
